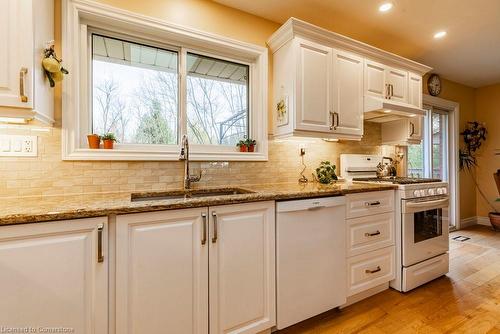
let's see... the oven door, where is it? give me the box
[402,196,449,267]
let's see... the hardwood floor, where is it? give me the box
[277,225,500,334]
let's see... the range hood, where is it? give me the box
[364,96,426,123]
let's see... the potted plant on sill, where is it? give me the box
[236,138,257,152]
[237,140,248,152]
[246,139,256,152]
[459,122,499,230]
[87,134,101,149]
[101,133,117,149]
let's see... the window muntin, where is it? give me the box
[186,52,249,146]
[91,34,179,145]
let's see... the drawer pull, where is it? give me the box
[365,201,381,207]
[365,266,381,274]
[365,230,381,237]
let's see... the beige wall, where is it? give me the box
[475,84,500,216]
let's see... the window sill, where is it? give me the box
[62,148,268,161]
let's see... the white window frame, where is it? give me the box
[62,0,268,161]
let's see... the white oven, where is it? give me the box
[401,196,449,267]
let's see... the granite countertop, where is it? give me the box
[0,182,396,226]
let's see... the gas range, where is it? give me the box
[352,177,448,199]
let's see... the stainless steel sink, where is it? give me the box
[131,187,254,202]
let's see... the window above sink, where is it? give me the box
[62,0,268,161]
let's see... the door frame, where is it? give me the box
[423,94,460,230]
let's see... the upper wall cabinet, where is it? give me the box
[0,0,54,124]
[365,60,408,104]
[272,38,363,140]
[268,18,431,140]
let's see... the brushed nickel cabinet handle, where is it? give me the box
[212,212,218,243]
[390,84,394,98]
[365,201,381,206]
[329,111,335,130]
[201,213,207,245]
[97,224,104,263]
[365,230,381,237]
[385,84,390,99]
[365,266,381,274]
[410,122,415,136]
[20,67,28,103]
[335,112,339,130]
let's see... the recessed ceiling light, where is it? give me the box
[379,2,393,12]
[433,31,447,39]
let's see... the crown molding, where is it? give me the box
[267,17,432,75]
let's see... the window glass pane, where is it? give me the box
[92,34,178,144]
[186,53,249,146]
[432,112,447,180]
[408,142,424,178]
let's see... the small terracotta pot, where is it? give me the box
[239,145,247,152]
[489,212,500,231]
[87,134,100,149]
[103,139,115,149]
[247,144,255,152]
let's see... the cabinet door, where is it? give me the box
[408,73,423,108]
[364,60,386,99]
[408,117,423,141]
[0,218,108,333]
[386,67,408,103]
[332,50,363,137]
[209,201,276,334]
[295,38,333,132]
[0,0,33,108]
[116,208,209,334]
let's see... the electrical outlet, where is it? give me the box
[23,139,33,153]
[0,135,37,157]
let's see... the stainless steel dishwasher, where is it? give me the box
[276,196,346,329]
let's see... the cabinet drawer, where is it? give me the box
[346,190,394,219]
[347,212,395,257]
[347,246,395,296]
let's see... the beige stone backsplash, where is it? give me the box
[0,122,382,198]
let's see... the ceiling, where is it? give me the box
[213,0,500,88]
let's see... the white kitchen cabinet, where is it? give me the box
[115,201,275,334]
[115,208,209,334]
[0,0,54,123]
[0,217,108,333]
[364,60,409,104]
[344,190,396,301]
[331,50,364,137]
[209,201,275,334]
[381,117,423,145]
[408,72,423,108]
[273,37,363,140]
[295,38,333,133]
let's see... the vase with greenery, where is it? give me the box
[459,122,499,229]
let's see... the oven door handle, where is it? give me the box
[405,198,449,211]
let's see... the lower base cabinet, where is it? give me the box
[115,201,276,334]
[0,217,108,334]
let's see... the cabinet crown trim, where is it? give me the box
[267,17,432,76]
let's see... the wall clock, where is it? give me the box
[427,74,441,96]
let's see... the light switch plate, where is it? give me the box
[0,135,37,157]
